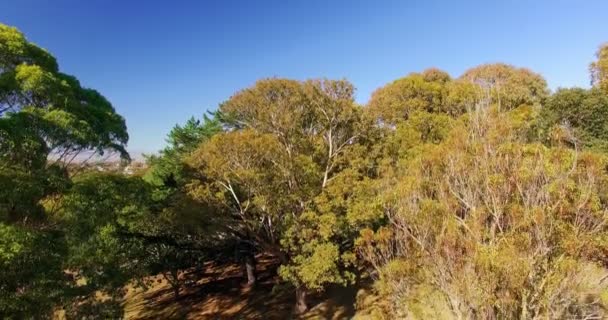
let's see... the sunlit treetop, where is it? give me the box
[367,68,478,125]
[590,43,608,93]
[460,63,549,110]
[367,64,549,127]
[421,67,452,83]
[0,23,129,164]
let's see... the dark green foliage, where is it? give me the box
[539,87,608,152]
[0,22,129,317]
[61,173,152,288]
[0,224,67,318]
[145,114,221,187]
[0,24,128,161]
[59,171,225,314]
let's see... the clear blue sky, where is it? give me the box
[1,0,607,155]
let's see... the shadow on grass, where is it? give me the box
[123,254,361,320]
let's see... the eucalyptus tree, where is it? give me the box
[188,78,369,312]
[460,63,549,110]
[357,107,608,319]
[367,68,478,126]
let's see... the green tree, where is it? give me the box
[0,22,128,317]
[0,24,128,163]
[59,173,150,317]
[60,170,224,311]
[0,223,67,318]
[143,113,226,293]
[538,87,608,152]
[145,114,221,186]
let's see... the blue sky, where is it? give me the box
[1,0,607,155]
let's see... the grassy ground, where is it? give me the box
[121,254,359,319]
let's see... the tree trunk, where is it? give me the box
[236,239,257,286]
[295,286,308,314]
[165,269,181,300]
[278,250,289,264]
[173,285,180,299]
[244,253,257,286]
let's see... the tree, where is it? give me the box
[0,23,129,317]
[356,107,608,319]
[145,114,221,186]
[367,70,446,125]
[188,129,291,286]
[58,173,150,316]
[460,63,549,111]
[590,43,608,93]
[188,78,367,312]
[60,170,224,310]
[0,223,67,318]
[367,68,478,126]
[142,113,226,294]
[0,25,128,164]
[538,87,608,152]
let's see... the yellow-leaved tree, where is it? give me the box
[356,105,608,319]
[187,78,376,313]
[590,43,608,93]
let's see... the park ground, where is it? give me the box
[122,254,362,320]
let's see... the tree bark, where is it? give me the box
[244,253,257,286]
[295,286,308,314]
[236,239,257,286]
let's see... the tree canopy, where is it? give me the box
[367,64,549,127]
[0,22,129,318]
[3,21,608,319]
[357,107,608,318]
